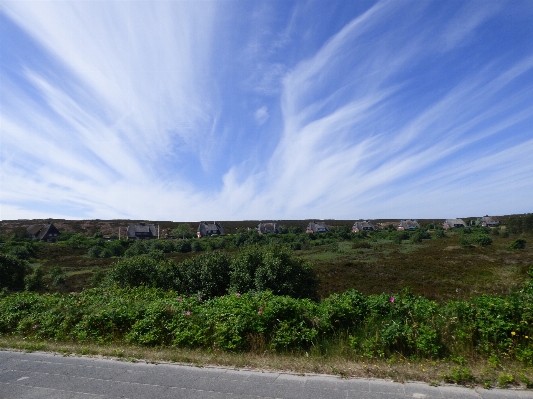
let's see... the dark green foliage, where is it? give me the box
[48,266,66,288]
[174,240,191,253]
[8,246,32,260]
[230,245,319,300]
[410,231,427,243]
[435,229,446,238]
[509,239,526,250]
[507,214,533,234]
[460,236,472,247]
[24,266,45,291]
[1,282,531,359]
[90,269,107,287]
[0,253,29,290]
[172,224,192,239]
[473,235,492,246]
[105,255,168,288]
[66,234,92,249]
[394,231,409,244]
[177,251,231,298]
[190,240,204,252]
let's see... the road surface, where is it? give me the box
[1,350,532,399]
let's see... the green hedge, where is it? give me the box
[1,280,532,361]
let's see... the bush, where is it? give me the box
[474,235,492,246]
[24,266,45,291]
[124,241,148,257]
[177,251,231,298]
[229,245,319,300]
[509,239,526,250]
[48,266,66,288]
[460,236,472,247]
[66,234,91,249]
[106,255,167,288]
[8,246,32,260]
[174,240,191,253]
[435,229,446,238]
[0,253,29,290]
[87,246,103,258]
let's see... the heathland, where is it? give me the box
[0,215,532,388]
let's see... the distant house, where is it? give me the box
[443,219,466,229]
[127,223,157,239]
[478,215,500,228]
[351,220,375,233]
[197,222,224,238]
[306,221,330,234]
[257,222,281,234]
[397,220,420,231]
[26,223,60,242]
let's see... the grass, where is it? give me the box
[1,336,532,389]
[302,232,532,301]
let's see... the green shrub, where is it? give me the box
[8,246,32,260]
[106,255,167,288]
[66,234,91,249]
[230,245,319,300]
[177,251,231,298]
[442,366,474,384]
[0,253,29,290]
[24,266,45,291]
[48,266,66,288]
[509,239,526,250]
[460,236,472,247]
[498,372,515,387]
[174,240,192,253]
[473,235,492,246]
[435,229,446,238]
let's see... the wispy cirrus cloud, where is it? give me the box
[1,1,532,221]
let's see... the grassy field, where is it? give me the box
[303,230,532,301]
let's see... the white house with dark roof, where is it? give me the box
[351,220,375,233]
[197,222,224,238]
[257,222,281,234]
[397,220,420,230]
[443,218,466,229]
[305,221,329,233]
[127,223,157,239]
[478,215,500,227]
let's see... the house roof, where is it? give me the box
[352,220,375,230]
[258,222,280,233]
[197,222,224,235]
[26,224,58,240]
[127,223,157,237]
[306,221,329,232]
[480,216,499,224]
[26,224,44,236]
[444,218,466,226]
[398,220,419,228]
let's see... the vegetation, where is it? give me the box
[1,216,533,386]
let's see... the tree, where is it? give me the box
[172,223,191,239]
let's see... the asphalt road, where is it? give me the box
[1,351,532,399]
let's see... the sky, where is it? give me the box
[1,0,532,221]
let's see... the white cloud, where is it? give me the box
[254,106,269,125]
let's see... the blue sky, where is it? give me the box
[1,1,532,221]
